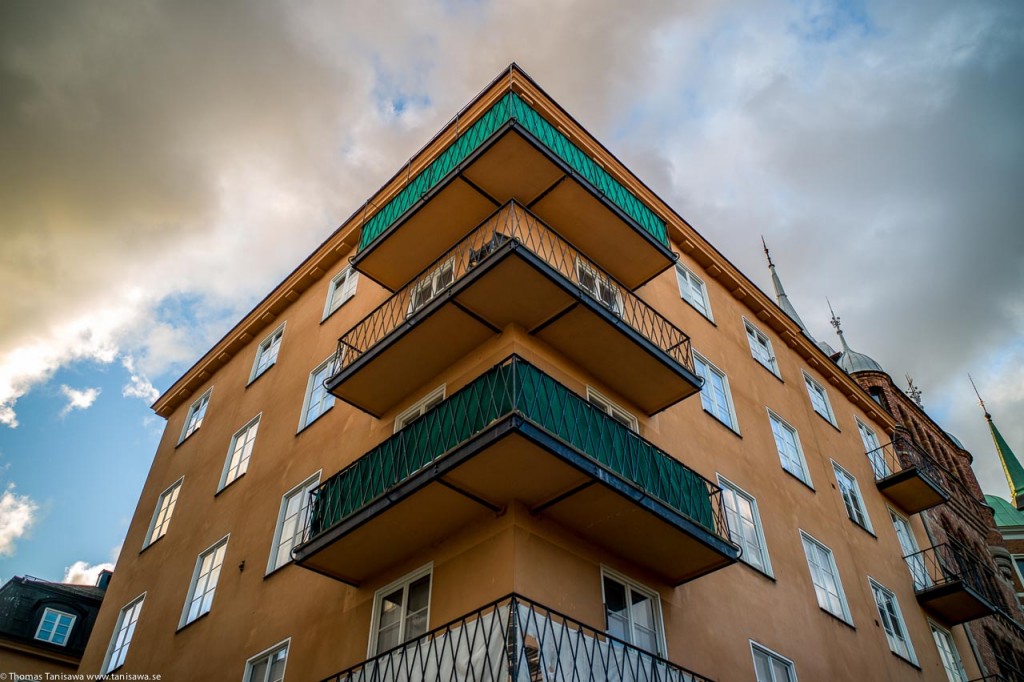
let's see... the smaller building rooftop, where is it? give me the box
[985,494,1024,528]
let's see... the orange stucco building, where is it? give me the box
[75,65,1024,681]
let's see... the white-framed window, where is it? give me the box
[324,267,359,319]
[244,639,289,682]
[408,258,455,315]
[180,536,228,627]
[250,324,285,383]
[143,477,183,549]
[220,415,260,491]
[870,579,916,663]
[890,509,930,590]
[930,622,968,682]
[576,258,623,315]
[803,372,836,426]
[369,564,432,656]
[102,593,144,674]
[34,607,76,646]
[857,419,889,479]
[694,353,739,431]
[268,472,321,573]
[832,461,872,532]
[718,476,772,575]
[394,385,446,433]
[179,388,212,444]
[745,319,779,376]
[299,356,336,431]
[768,411,811,486]
[750,641,797,682]
[587,388,639,432]
[675,263,713,321]
[800,531,852,624]
[1013,555,1024,598]
[601,568,664,655]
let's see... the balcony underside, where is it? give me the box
[877,467,949,515]
[331,245,700,418]
[294,415,736,587]
[916,580,997,625]
[353,125,676,292]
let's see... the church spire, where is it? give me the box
[762,237,810,336]
[972,375,1024,510]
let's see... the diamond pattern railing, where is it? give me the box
[322,593,714,682]
[334,201,692,380]
[303,355,725,549]
[904,542,1005,609]
[865,432,947,489]
[357,91,669,253]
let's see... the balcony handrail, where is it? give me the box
[903,542,1004,608]
[864,432,945,485]
[357,90,669,253]
[333,200,693,381]
[302,355,728,550]
[322,592,714,682]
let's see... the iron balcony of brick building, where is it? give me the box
[326,201,701,418]
[293,355,738,586]
[320,593,715,682]
[865,433,950,514]
[350,92,676,293]
[903,542,1003,625]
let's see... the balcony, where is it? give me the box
[329,201,700,418]
[294,356,738,586]
[352,91,675,292]
[322,593,714,682]
[905,543,1002,625]
[866,433,949,514]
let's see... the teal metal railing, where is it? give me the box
[357,92,669,253]
[304,356,725,546]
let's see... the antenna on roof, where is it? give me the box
[905,374,923,407]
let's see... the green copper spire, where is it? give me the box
[972,375,1024,510]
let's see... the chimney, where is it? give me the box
[96,569,113,590]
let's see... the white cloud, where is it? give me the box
[59,385,101,417]
[62,560,115,586]
[121,356,160,404]
[0,484,38,557]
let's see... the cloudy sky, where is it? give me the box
[0,0,1021,583]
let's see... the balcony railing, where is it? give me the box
[905,542,1003,623]
[357,91,669,254]
[322,593,713,682]
[305,354,727,550]
[334,201,692,379]
[865,433,945,485]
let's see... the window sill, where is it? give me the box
[175,611,210,634]
[891,652,921,670]
[755,361,784,384]
[813,411,841,432]
[739,559,776,582]
[138,535,165,556]
[321,295,355,325]
[246,365,275,389]
[782,468,815,492]
[264,561,293,581]
[820,608,855,630]
[702,409,741,438]
[175,430,200,449]
[680,297,716,326]
[214,474,245,497]
[296,405,334,436]
[849,520,877,539]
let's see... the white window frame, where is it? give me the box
[800,531,853,624]
[394,385,446,433]
[243,638,290,682]
[693,352,739,432]
[930,621,968,682]
[407,258,455,316]
[802,371,837,426]
[750,640,798,682]
[180,535,229,628]
[586,388,639,432]
[767,410,812,487]
[857,418,890,479]
[298,355,336,432]
[744,318,780,377]
[102,593,145,674]
[831,460,873,532]
[718,475,773,576]
[249,323,286,384]
[675,263,713,321]
[869,578,917,664]
[368,564,433,657]
[34,607,76,646]
[143,476,183,549]
[267,471,322,574]
[178,387,213,444]
[219,415,261,492]
[323,266,359,320]
[600,567,667,656]
[576,257,623,315]
[890,507,930,590]
[1012,554,1024,599]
